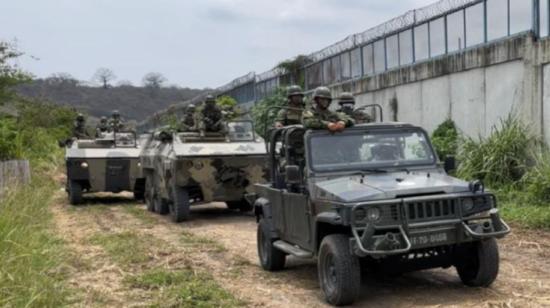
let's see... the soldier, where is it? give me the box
[108,110,125,132]
[302,87,354,132]
[178,104,197,132]
[337,92,373,124]
[274,85,305,128]
[197,95,224,137]
[73,113,90,139]
[95,116,109,137]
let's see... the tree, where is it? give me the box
[45,73,79,87]
[0,41,31,103]
[142,72,166,89]
[116,80,133,87]
[93,67,116,89]
[276,55,312,88]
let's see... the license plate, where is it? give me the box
[409,232,449,247]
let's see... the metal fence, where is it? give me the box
[216,0,546,106]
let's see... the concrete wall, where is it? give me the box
[331,33,545,139]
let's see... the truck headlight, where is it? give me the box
[462,198,474,212]
[367,207,381,222]
[80,162,89,169]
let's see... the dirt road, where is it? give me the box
[52,191,550,307]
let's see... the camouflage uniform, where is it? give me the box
[108,110,125,132]
[178,104,197,132]
[73,114,90,139]
[95,116,109,138]
[197,95,225,135]
[302,87,354,130]
[221,104,237,121]
[336,92,373,124]
[275,85,304,127]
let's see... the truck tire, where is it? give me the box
[145,174,155,212]
[170,185,190,223]
[68,181,83,205]
[318,234,361,306]
[257,218,286,271]
[455,238,499,287]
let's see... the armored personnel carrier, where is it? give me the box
[140,120,268,222]
[251,122,510,306]
[63,131,145,205]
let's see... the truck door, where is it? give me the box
[282,192,312,249]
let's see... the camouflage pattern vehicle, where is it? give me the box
[140,120,268,222]
[63,131,145,205]
[250,123,511,306]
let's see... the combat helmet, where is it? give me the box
[186,104,196,113]
[338,92,355,105]
[313,86,332,100]
[76,113,85,121]
[287,85,304,98]
[205,95,216,104]
[100,116,107,123]
[112,110,120,118]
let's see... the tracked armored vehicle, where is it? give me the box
[251,122,511,306]
[63,131,145,205]
[140,120,268,222]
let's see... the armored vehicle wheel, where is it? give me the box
[145,175,155,212]
[226,199,253,212]
[455,238,499,287]
[170,185,190,223]
[257,219,286,271]
[318,234,360,306]
[68,181,83,205]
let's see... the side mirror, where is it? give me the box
[285,165,301,184]
[444,156,456,173]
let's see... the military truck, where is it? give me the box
[140,120,268,222]
[250,123,510,306]
[63,131,145,205]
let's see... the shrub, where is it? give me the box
[521,150,550,204]
[431,119,458,161]
[250,87,286,138]
[457,114,538,187]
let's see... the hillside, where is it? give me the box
[15,78,207,121]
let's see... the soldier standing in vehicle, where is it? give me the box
[108,110,125,132]
[197,95,224,136]
[336,92,373,124]
[73,113,90,139]
[274,85,305,128]
[178,104,197,132]
[95,116,109,137]
[302,87,354,132]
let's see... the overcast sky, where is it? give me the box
[1,0,435,89]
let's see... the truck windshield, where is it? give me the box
[308,129,436,172]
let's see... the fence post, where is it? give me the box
[534,0,541,37]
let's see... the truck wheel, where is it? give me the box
[318,234,360,306]
[455,238,499,287]
[170,185,190,223]
[68,181,83,205]
[145,175,155,212]
[257,219,286,271]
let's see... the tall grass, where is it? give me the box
[457,115,538,187]
[0,174,70,307]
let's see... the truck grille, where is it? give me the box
[406,199,457,222]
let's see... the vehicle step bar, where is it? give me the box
[273,240,313,258]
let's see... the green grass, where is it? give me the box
[181,230,226,253]
[89,231,160,266]
[500,202,550,230]
[125,268,243,307]
[0,175,71,307]
[123,204,158,225]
